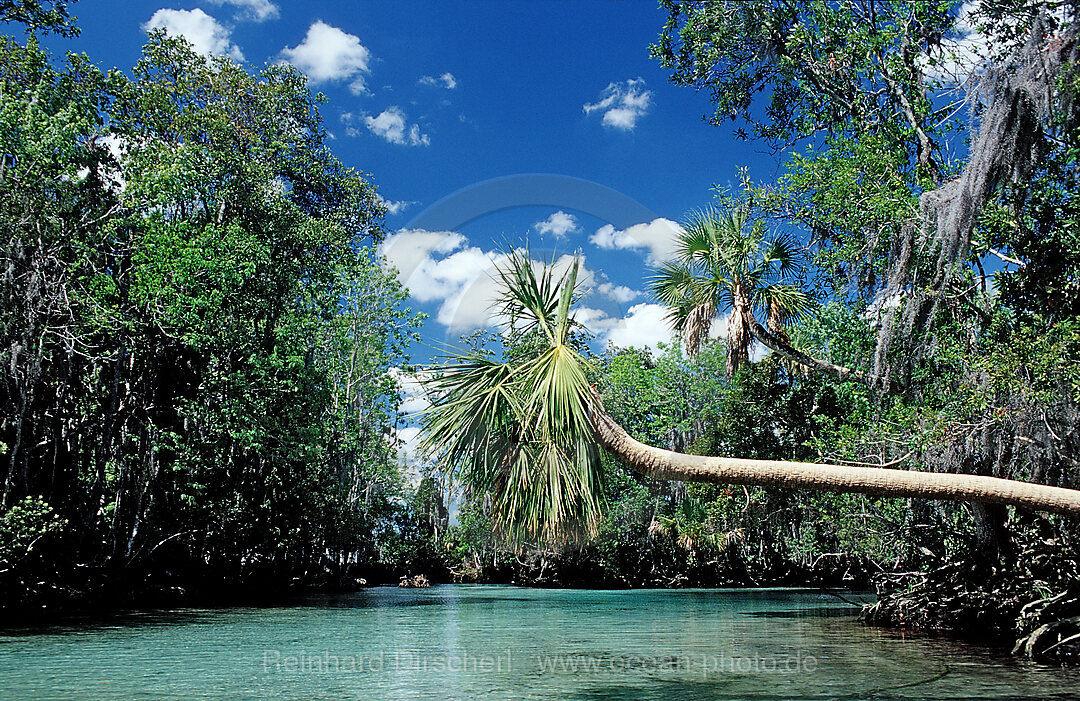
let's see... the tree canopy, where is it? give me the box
[0,26,423,607]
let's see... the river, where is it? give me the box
[1,586,1077,699]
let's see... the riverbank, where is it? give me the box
[0,552,867,624]
[861,539,1080,663]
[6,530,1078,666]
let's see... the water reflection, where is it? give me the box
[0,586,1077,700]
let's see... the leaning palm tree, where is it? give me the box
[421,249,1080,547]
[653,205,870,384]
[420,252,604,546]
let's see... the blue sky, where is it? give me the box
[44,0,780,357]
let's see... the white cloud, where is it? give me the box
[590,305,765,359]
[603,303,675,351]
[380,229,467,287]
[567,303,674,353]
[922,1,997,85]
[597,282,639,304]
[570,306,619,333]
[379,229,504,329]
[204,0,279,22]
[583,78,653,130]
[433,260,506,329]
[420,72,457,89]
[143,8,243,61]
[340,112,361,137]
[280,21,371,93]
[416,247,497,306]
[534,211,579,239]
[589,217,682,263]
[380,230,606,332]
[364,107,430,146]
[377,194,414,216]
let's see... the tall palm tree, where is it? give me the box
[421,249,1080,546]
[653,205,869,383]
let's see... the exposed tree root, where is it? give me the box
[861,540,1080,663]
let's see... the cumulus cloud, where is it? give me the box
[380,230,606,332]
[602,303,675,351]
[534,211,579,239]
[204,0,279,22]
[379,229,502,329]
[588,305,765,359]
[364,107,430,146]
[415,248,504,329]
[340,112,361,137]
[420,72,457,89]
[280,21,371,93]
[583,78,653,130]
[143,8,243,61]
[570,306,617,331]
[380,229,467,287]
[589,217,682,263]
[596,281,639,304]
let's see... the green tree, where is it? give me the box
[422,252,1080,555]
[422,251,604,546]
[0,26,421,606]
[652,205,820,376]
[1,0,79,37]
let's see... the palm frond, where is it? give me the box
[553,255,579,345]
[760,231,804,276]
[653,202,814,370]
[420,355,521,488]
[420,252,602,548]
[676,208,721,264]
[753,283,814,322]
[651,261,697,308]
[493,249,561,342]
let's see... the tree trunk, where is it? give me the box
[589,398,1080,518]
[727,295,750,375]
[745,312,878,386]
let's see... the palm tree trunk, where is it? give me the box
[727,295,750,375]
[744,312,877,386]
[589,398,1080,517]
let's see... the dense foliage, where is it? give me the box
[0,26,424,611]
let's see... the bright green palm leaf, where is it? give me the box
[420,249,603,547]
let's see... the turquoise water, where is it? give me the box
[1,586,1078,699]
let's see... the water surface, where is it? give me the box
[1,586,1076,699]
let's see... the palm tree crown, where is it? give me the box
[419,251,603,547]
[652,205,812,375]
